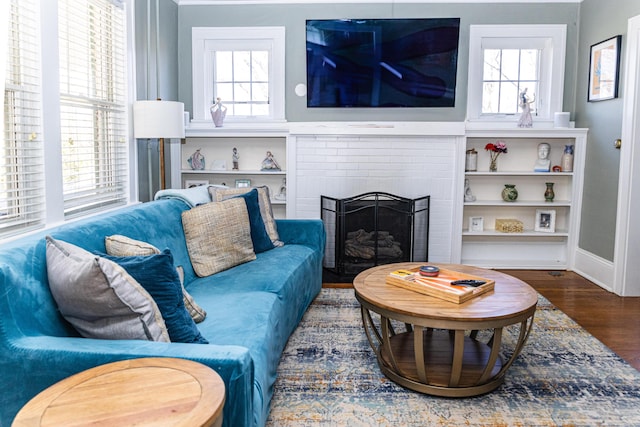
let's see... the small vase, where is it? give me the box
[561,145,574,172]
[545,182,555,202]
[489,158,498,172]
[501,184,518,202]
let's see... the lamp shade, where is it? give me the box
[133,100,185,139]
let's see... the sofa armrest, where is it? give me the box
[8,336,253,427]
[275,219,326,253]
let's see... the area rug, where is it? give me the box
[266,288,640,426]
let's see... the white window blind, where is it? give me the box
[58,0,128,218]
[1,0,45,237]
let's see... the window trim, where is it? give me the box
[191,26,286,123]
[467,24,567,123]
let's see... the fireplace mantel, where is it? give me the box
[288,121,466,137]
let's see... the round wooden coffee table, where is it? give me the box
[12,357,225,427]
[354,262,538,397]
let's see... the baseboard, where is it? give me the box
[573,248,614,292]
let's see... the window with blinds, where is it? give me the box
[2,0,45,236]
[58,0,128,218]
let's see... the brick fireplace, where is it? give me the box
[287,122,465,267]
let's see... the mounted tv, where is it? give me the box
[306,18,460,108]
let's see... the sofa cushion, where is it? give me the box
[45,236,170,342]
[105,234,207,323]
[103,249,208,344]
[210,185,283,247]
[233,189,274,253]
[182,197,256,277]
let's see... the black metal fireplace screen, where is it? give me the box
[321,192,430,282]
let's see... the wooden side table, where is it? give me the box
[12,357,225,427]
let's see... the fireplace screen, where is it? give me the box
[321,192,430,281]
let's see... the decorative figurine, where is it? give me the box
[187,148,205,170]
[232,147,239,170]
[210,97,227,127]
[464,178,476,202]
[534,142,551,172]
[275,178,287,201]
[517,88,535,128]
[260,151,281,171]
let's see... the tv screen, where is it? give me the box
[306,18,460,108]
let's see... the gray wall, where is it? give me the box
[575,0,640,261]
[153,0,640,263]
[176,3,580,122]
[135,0,180,202]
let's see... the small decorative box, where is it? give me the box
[495,218,524,233]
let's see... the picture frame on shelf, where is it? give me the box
[469,216,484,232]
[535,209,556,233]
[212,159,227,170]
[185,179,209,189]
[588,35,622,102]
[235,179,251,188]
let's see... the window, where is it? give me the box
[192,27,285,123]
[58,0,128,217]
[482,49,540,115]
[2,0,45,236]
[467,25,566,123]
[1,0,131,240]
[214,50,270,117]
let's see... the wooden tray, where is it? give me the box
[386,267,495,304]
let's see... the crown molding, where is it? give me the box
[178,0,582,5]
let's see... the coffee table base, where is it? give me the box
[361,307,535,397]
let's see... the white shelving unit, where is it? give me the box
[461,128,588,269]
[180,124,289,217]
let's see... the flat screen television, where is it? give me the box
[306,18,460,108]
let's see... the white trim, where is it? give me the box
[573,247,615,293]
[466,24,566,123]
[191,26,285,123]
[613,14,640,296]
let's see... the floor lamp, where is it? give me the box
[133,100,185,197]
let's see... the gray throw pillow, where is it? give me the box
[45,236,170,342]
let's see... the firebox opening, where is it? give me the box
[321,192,430,283]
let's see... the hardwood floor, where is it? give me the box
[503,269,640,372]
[325,269,640,371]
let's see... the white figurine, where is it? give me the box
[534,143,551,172]
[464,178,476,202]
[260,151,281,171]
[517,88,535,128]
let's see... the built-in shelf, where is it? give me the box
[461,128,588,269]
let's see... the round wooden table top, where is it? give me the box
[354,263,538,323]
[12,357,225,427]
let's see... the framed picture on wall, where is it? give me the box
[588,35,622,102]
[534,209,556,233]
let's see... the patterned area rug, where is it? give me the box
[266,288,640,426]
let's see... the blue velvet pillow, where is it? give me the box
[102,249,208,344]
[234,188,275,253]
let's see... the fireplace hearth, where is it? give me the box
[321,192,430,282]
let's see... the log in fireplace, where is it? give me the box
[321,192,430,282]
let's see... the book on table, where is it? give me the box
[386,267,495,304]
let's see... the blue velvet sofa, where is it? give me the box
[0,198,325,426]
